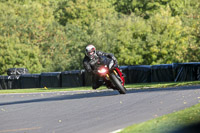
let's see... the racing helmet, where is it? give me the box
[85,44,97,59]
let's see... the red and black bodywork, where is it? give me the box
[96,56,126,94]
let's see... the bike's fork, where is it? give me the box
[113,70,123,83]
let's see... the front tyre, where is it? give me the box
[110,73,126,94]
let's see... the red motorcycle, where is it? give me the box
[95,56,127,94]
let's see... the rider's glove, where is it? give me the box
[114,63,119,68]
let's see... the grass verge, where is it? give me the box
[120,103,200,133]
[125,80,200,89]
[0,86,93,94]
[0,81,200,94]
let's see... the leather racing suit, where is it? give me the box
[83,51,118,89]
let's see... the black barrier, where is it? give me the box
[172,63,200,82]
[40,72,61,88]
[61,70,84,87]
[128,65,151,83]
[2,62,200,89]
[82,70,92,86]
[0,76,8,89]
[20,74,40,89]
[151,64,174,82]
[9,75,21,89]
[0,75,20,89]
[197,65,200,80]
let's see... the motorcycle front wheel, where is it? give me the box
[110,73,126,94]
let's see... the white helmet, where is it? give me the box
[85,44,97,59]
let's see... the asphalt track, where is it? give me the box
[0,85,200,133]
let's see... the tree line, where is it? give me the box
[0,0,199,75]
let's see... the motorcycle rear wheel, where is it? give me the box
[110,73,126,94]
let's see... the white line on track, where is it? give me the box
[110,129,123,133]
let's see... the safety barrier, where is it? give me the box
[20,74,40,89]
[1,62,200,89]
[61,70,84,87]
[40,72,61,88]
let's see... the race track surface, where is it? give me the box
[0,85,200,133]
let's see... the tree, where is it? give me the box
[114,0,171,18]
[0,43,42,75]
[0,0,199,74]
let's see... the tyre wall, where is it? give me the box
[1,62,200,89]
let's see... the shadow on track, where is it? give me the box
[0,90,119,106]
[0,85,200,106]
[169,121,200,133]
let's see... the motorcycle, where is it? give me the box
[95,56,127,94]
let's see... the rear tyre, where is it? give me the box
[110,73,126,94]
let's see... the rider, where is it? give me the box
[83,44,118,89]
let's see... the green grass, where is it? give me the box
[120,81,200,133]
[125,81,200,89]
[0,86,94,94]
[120,103,200,133]
[1,81,200,94]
